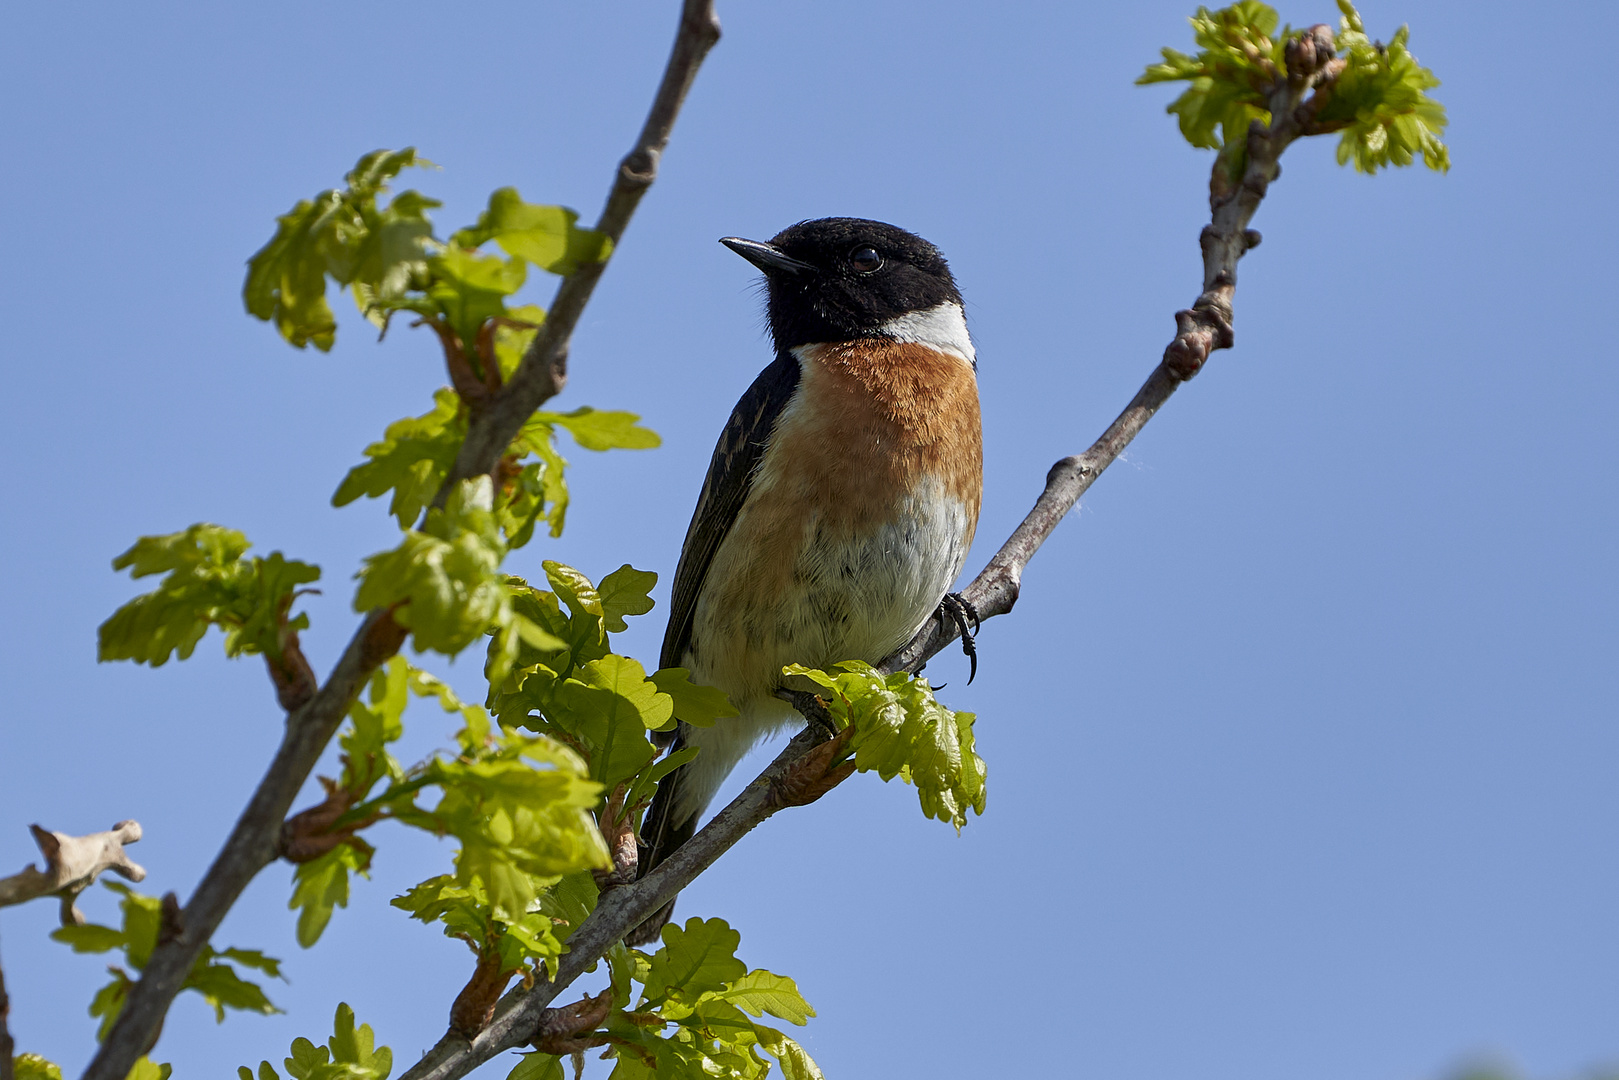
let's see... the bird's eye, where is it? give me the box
[848,246,883,273]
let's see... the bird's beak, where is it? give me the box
[720,237,815,275]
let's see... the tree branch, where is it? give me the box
[81,611,406,1080]
[0,822,146,927]
[442,0,722,493]
[394,30,1346,1080]
[80,3,723,1076]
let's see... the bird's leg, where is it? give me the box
[780,688,840,740]
[935,592,981,684]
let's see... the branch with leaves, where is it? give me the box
[383,4,1449,1080]
[2,3,1448,1080]
[73,2,721,1078]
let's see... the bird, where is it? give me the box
[632,217,983,941]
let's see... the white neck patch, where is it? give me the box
[877,302,976,367]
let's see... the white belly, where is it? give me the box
[673,477,973,821]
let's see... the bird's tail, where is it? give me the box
[628,732,699,946]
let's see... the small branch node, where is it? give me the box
[767,727,855,811]
[156,893,184,947]
[532,989,614,1057]
[268,631,318,713]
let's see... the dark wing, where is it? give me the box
[659,350,801,673]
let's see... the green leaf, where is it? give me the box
[352,482,563,676]
[244,148,435,351]
[426,245,527,357]
[14,1056,64,1080]
[332,388,465,529]
[713,969,816,1026]
[354,477,510,660]
[99,525,319,667]
[596,564,658,633]
[289,842,371,948]
[415,734,610,918]
[1137,3,1283,164]
[543,561,603,620]
[340,657,410,795]
[623,746,699,827]
[641,917,747,1007]
[785,662,987,831]
[492,304,546,382]
[454,187,613,276]
[553,655,668,789]
[257,1003,393,1080]
[218,947,285,978]
[538,407,661,452]
[88,973,132,1040]
[125,1059,173,1080]
[535,869,600,941]
[505,1053,564,1080]
[751,1025,825,1080]
[50,923,126,953]
[185,958,283,1023]
[650,668,737,728]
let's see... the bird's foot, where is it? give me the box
[935,592,981,684]
[780,687,840,740]
[769,725,856,810]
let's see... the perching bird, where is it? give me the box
[633,218,983,939]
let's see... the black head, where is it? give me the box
[721,218,963,352]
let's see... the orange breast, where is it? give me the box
[772,339,983,528]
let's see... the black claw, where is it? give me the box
[936,593,981,685]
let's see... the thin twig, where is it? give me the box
[80,2,723,1076]
[393,31,1345,1080]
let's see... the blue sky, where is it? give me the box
[2,1,1615,1078]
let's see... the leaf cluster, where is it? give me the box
[488,562,733,800]
[1137,1,1286,177]
[1316,0,1449,172]
[240,1003,392,1080]
[319,563,733,971]
[512,916,823,1080]
[290,658,610,945]
[244,149,610,359]
[1137,1,1448,176]
[785,662,987,830]
[98,525,319,667]
[353,477,573,678]
[51,882,283,1037]
[332,385,658,543]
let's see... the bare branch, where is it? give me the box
[394,32,1348,1080]
[442,0,723,494]
[0,822,145,927]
